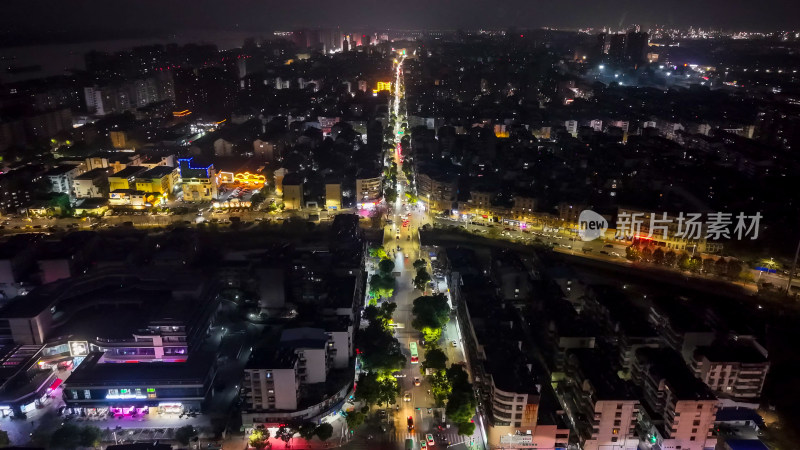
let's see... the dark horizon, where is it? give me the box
[1,0,797,45]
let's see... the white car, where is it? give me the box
[404,392,412,402]
[426,434,435,446]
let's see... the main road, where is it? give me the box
[370,55,485,450]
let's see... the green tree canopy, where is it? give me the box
[422,348,449,372]
[446,389,477,424]
[298,422,317,441]
[346,411,365,428]
[378,258,396,274]
[385,187,398,203]
[429,370,452,407]
[727,259,743,279]
[457,421,476,436]
[174,425,198,446]
[364,302,397,330]
[354,371,382,405]
[249,427,271,450]
[275,426,294,443]
[369,273,396,300]
[412,294,451,332]
[356,321,406,372]
[369,246,388,259]
[413,259,427,270]
[413,268,432,291]
[79,426,101,448]
[49,424,82,450]
[315,423,334,441]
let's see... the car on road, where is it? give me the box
[407,416,414,431]
[611,252,621,257]
[413,377,421,386]
[451,340,457,347]
[421,442,427,449]
[426,434,435,446]
[404,392,412,402]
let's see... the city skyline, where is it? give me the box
[1,0,799,43]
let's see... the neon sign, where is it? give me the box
[106,388,149,400]
[234,172,266,185]
[373,81,392,93]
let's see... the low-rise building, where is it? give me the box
[418,170,457,213]
[108,166,147,192]
[355,168,382,208]
[135,166,180,196]
[282,173,304,210]
[178,158,218,202]
[45,164,84,199]
[72,168,112,199]
[324,179,342,210]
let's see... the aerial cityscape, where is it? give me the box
[0,3,798,450]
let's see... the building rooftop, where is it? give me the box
[569,348,639,401]
[66,351,212,386]
[138,166,176,179]
[282,172,304,186]
[44,165,80,177]
[723,439,769,450]
[281,327,328,349]
[636,347,716,401]
[74,167,111,180]
[109,166,147,179]
[694,339,768,364]
[716,407,765,427]
[248,346,298,370]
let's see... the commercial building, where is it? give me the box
[355,168,382,209]
[418,170,457,213]
[691,338,769,405]
[632,348,718,450]
[85,152,144,174]
[324,179,342,210]
[108,166,147,192]
[62,351,213,415]
[135,166,180,196]
[0,344,59,417]
[178,158,218,202]
[282,173,304,210]
[616,207,713,254]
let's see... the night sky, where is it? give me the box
[1,0,797,37]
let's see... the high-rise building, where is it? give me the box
[625,31,649,66]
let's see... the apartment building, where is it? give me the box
[45,164,84,199]
[243,348,301,411]
[633,348,718,450]
[241,326,354,427]
[563,349,639,450]
[691,337,769,405]
[72,168,112,199]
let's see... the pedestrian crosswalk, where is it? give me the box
[393,430,469,447]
